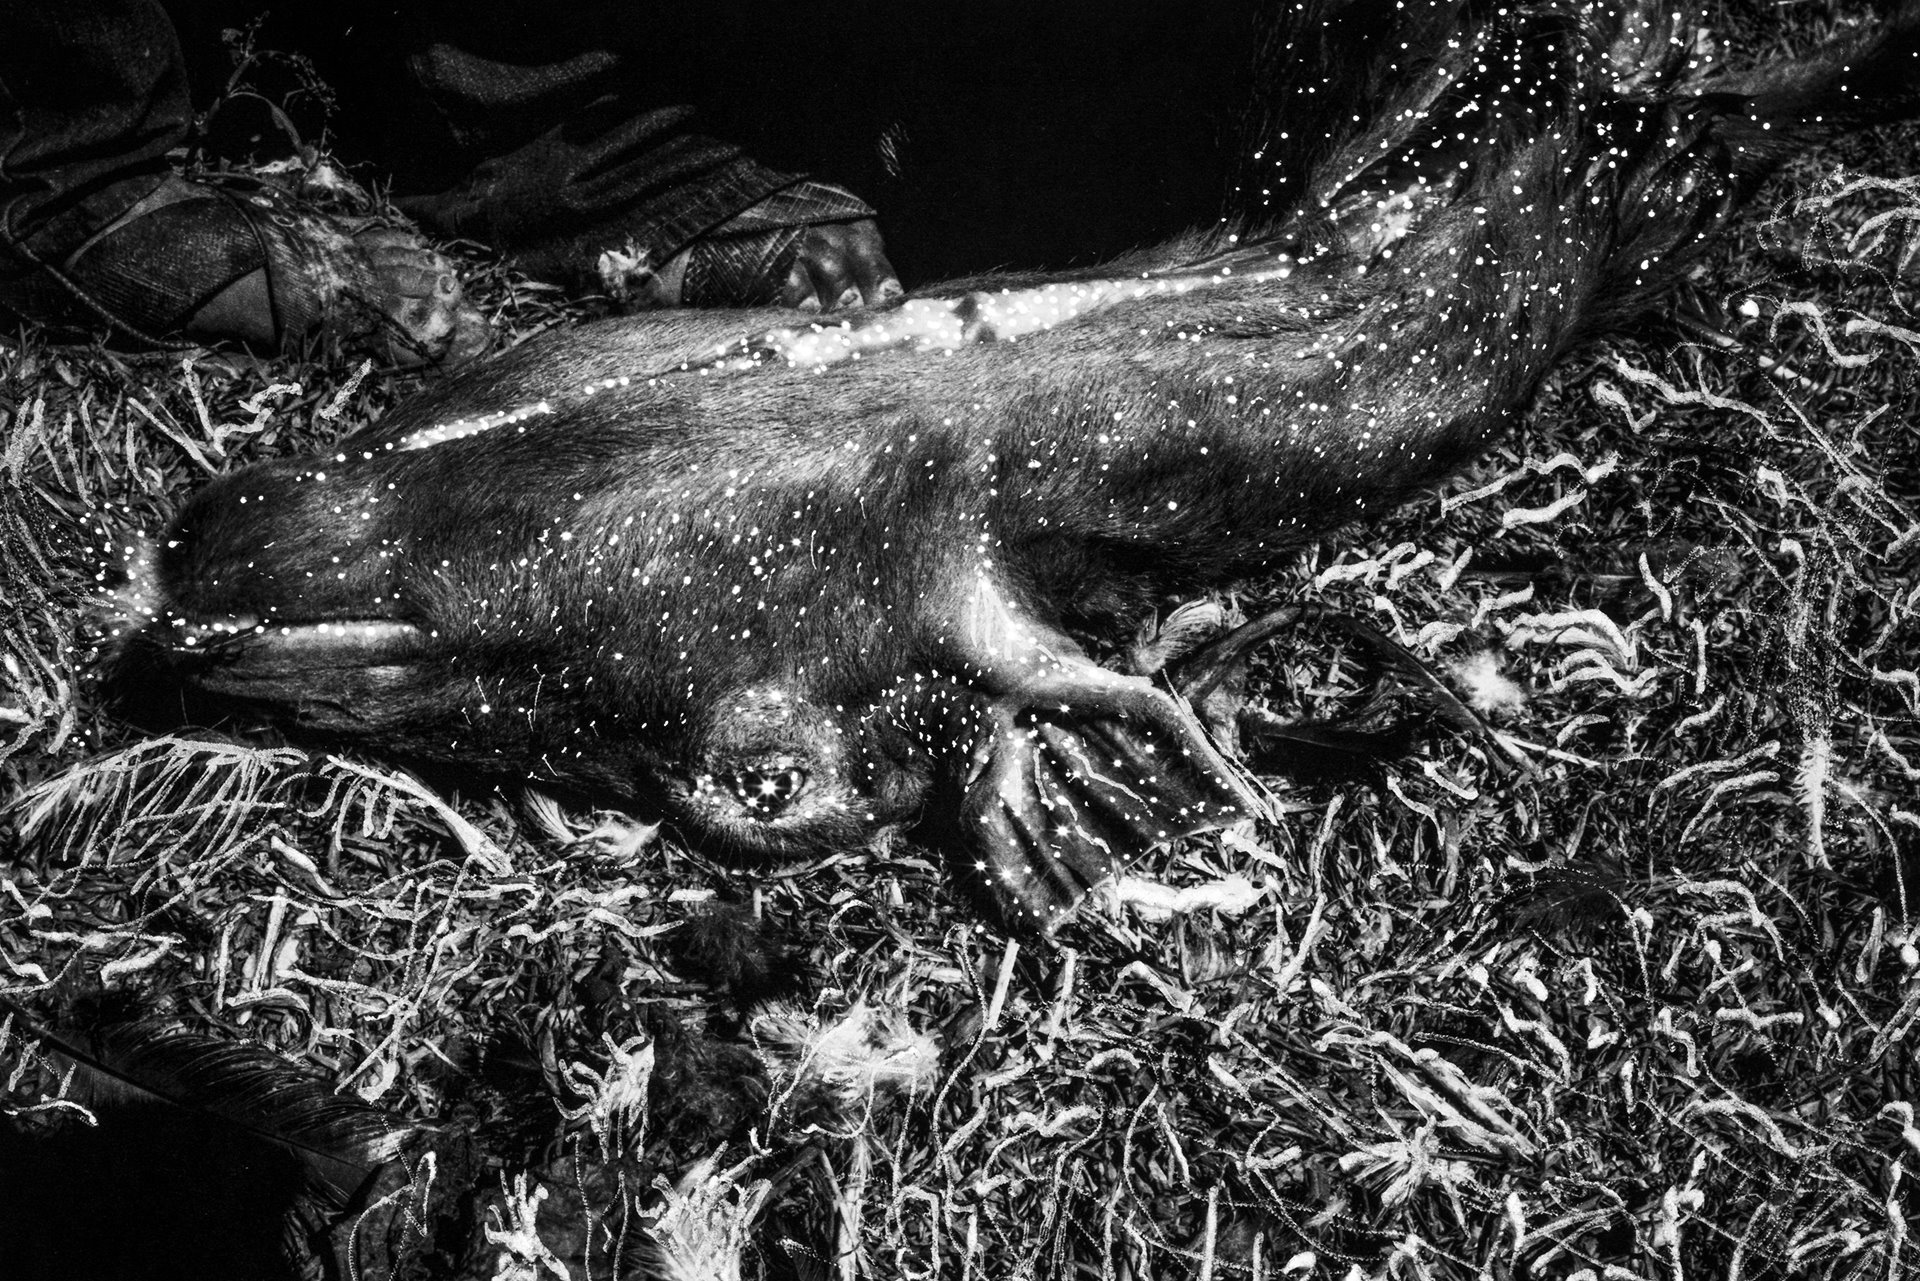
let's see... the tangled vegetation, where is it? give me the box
[4,8,1920,1279]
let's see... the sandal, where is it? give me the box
[0,175,489,367]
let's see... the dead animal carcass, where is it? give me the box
[138,3,1920,930]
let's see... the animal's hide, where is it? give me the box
[138,2,1920,932]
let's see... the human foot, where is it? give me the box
[0,175,489,367]
[585,180,902,312]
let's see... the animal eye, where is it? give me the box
[723,767,808,817]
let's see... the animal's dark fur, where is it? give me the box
[146,2,1920,930]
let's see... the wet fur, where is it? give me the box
[151,2,1920,919]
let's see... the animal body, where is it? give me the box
[140,2,1920,931]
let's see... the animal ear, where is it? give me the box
[948,708,1256,935]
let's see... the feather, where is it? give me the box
[1238,706,1416,786]
[621,1155,772,1281]
[2,1004,425,1281]
[1167,603,1506,767]
[1128,598,1231,676]
[1315,613,1500,748]
[1168,604,1308,710]
[5,1003,413,1209]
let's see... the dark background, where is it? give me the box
[160,1,1263,284]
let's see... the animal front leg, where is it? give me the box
[930,573,1264,933]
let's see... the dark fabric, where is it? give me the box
[0,1,1262,298]
[54,184,263,329]
[680,178,877,306]
[405,41,629,155]
[0,0,187,263]
[390,37,805,265]
[0,171,409,352]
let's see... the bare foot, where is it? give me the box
[0,175,489,368]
